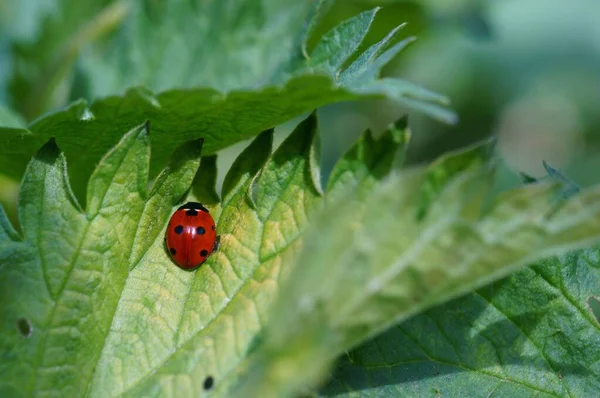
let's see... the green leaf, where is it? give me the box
[1,3,457,203]
[323,246,600,397]
[228,140,600,397]
[3,108,600,397]
[0,112,324,396]
[307,8,380,76]
[0,122,202,396]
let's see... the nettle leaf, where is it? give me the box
[2,110,600,397]
[229,139,600,397]
[0,122,203,396]
[323,246,600,397]
[0,1,455,204]
[0,111,322,396]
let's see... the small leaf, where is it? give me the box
[343,36,417,84]
[301,0,336,59]
[308,8,379,76]
[338,24,408,85]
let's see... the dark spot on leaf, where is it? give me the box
[196,227,205,235]
[175,225,184,234]
[213,236,220,253]
[170,248,177,255]
[203,376,214,390]
[17,318,32,338]
[186,209,198,216]
[200,249,208,257]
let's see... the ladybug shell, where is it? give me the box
[165,202,217,270]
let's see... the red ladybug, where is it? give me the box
[165,202,219,270]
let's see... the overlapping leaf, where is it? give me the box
[322,246,600,397]
[228,139,600,397]
[0,1,455,205]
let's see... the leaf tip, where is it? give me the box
[245,172,261,210]
[222,128,273,201]
[143,119,151,134]
[519,171,538,184]
[391,115,408,133]
[304,111,324,196]
[36,136,61,158]
[191,137,205,154]
[389,115,411,145]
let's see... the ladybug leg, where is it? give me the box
[212,235,221,253]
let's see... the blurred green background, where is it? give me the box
[1,0,599,227]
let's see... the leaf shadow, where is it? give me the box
[320,277,593,396]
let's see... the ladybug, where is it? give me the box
[164,202,219,270]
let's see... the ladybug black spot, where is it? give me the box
[211,225,215,231]
[170,248,177,255]
[203,376,214,390]
[185,209,198,216]
[200,249,208,257]
[196,226,205,235]
[174,225,184,234]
